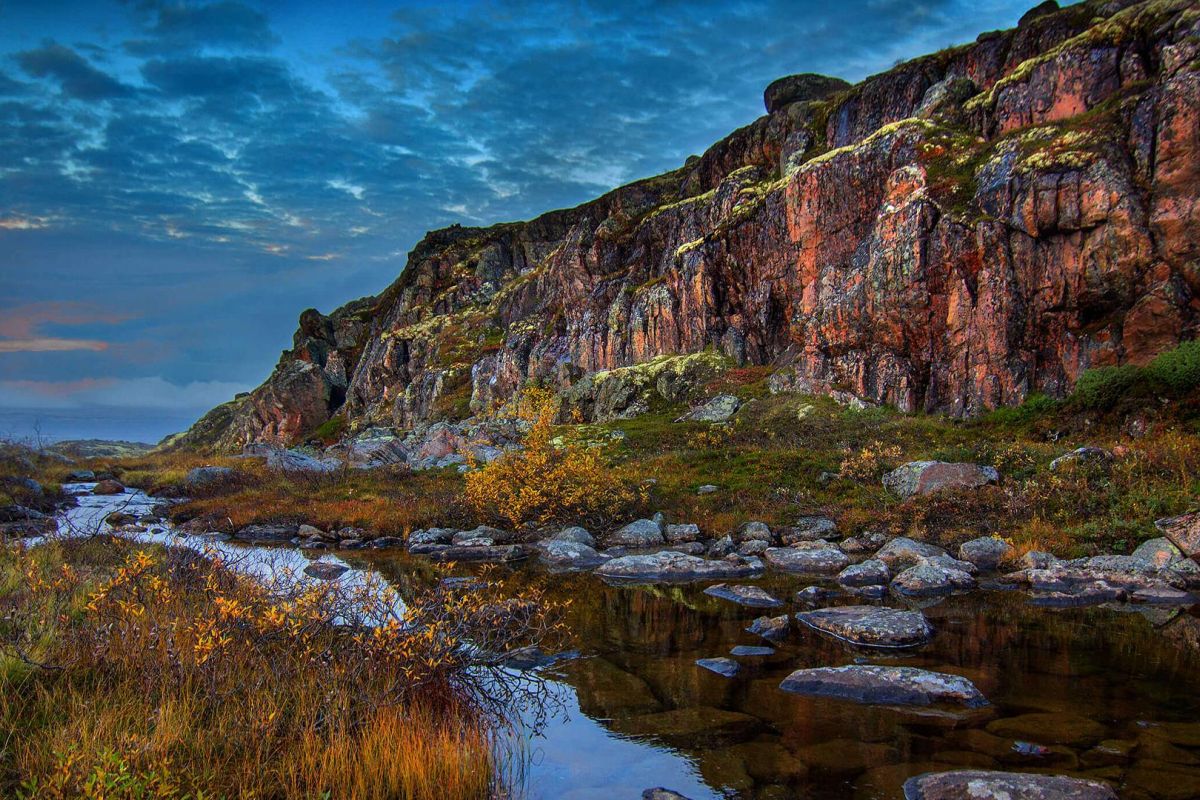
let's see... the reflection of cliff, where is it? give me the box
[178,0,1200,451]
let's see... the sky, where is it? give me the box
[0,0,1040,444]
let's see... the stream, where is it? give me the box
[52,485,1200,800]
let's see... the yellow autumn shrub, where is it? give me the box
[466,389,644,529]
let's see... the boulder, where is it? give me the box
[183,466,235,492]
[676,394,740,423]
[706,535,735,558]
[663,523,700,543]
[703,583,784,608]
[1049,446,1113,472]
[243,444,340,473]
[730,645,774,657]
[407,528,455,546]
[780,515,837,544]
[1131,536,1185,568]
[876,537,948,569]
[643,790,693,800]
[537,539,609,570]
[796,605,933,648]
[841,530,889,554]
[892,562,976,597]
[65,470,95,482]
[883,461,999,499]
[608,518,665,548]
[407,543,530,562]
[105,512,137,527]
[369,536,404,549]
[297,524,330,541]
[696,484,719,495]
[696,657,740,677]
[986,713,1107,747]
[764,542,849,574]
[737,540,769,556]
[837,559,890,587]
[1020,550,1060,570]
[668,542,707,556]
[902,770,1117,800]
[236,523,299,543]
[0,505,49,522]
[596,551,763,582]
[734,520,773,543]
[795,585,834,604]
[763,73,851,113]
[1156,511,1200,560]
[453,525,514,546]
[779,665,988,707]
[746,614,789,641]
[959,537,1014,570]
[91,479,126,495]
[303,562,348,580]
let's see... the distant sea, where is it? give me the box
[0,408,201,446]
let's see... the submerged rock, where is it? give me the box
[596,551,763,582]
[779,665,988,707]
[730,645,774,657]
[902,770,1118,800]
[796,605,933,648]
[704,583,783,608]
[303,562,348,580]
[407,543,530,562]
[536,539,609,569]
[764,542,849,574]
[642,790,693,800]
[746,614,789,641]
[883,461,999,499]
[696,657,740,677]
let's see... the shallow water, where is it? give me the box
[52,487,1200,800]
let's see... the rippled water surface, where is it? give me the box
[60,487,1200,800]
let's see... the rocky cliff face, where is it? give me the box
[172,0,1200,453]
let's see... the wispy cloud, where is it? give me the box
[0,338,109,353]
[0,377,251,410]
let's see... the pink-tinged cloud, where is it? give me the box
[0,338,110,353]
[0,215,51,230]
[0,301,135,338]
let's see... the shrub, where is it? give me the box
[465,391,644,529]
[1147,339,1200,394]
[1071,363,1143,410]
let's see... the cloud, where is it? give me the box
[0,215,52,230]
[0,301,135,340]
[125,1,279,55]
[0,338,109,353]
[0,377,251,411]
[15,42,134,101]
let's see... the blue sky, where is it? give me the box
[0,0,1038,443]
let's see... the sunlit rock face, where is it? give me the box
[173,0,1200,452]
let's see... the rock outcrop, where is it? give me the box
[174,0,1200,452]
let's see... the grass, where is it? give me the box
[0,535,559,799]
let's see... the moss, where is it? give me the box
[311,415,348,444]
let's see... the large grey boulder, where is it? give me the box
[764,542,849,574]
[836,559,890,587]
[407,527,455,546]
[796,605,933,648]
[876,537,948,570]
[663,523,700,543]
[892,561,976,597]
[734,520,773,543]
[243,443,341,473]
[596,551,763,582]
[883,461,999,499]
[183,466,235,492]
[780,515,838,544]
[536,539,609,570]
[1131,536,1185,568]
[779,665,988,707]
[551,526,595,546]
[959,537,1013,570]
[608,518,665,548]
[676,394,740,423]
[902,770,1118,800]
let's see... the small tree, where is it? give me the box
[465,389,642,529]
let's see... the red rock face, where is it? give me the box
[177,0,1200,450]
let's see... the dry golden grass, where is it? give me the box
[0,536,560,799]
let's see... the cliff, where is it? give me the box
[170,0,1200,453]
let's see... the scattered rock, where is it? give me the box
[795,585,834,603]
[551,526,595,546]
[704,583,783,608]
[65,470,95,482]
[663,523,700,543]
[235,523,298,543]
[737,540,769,556]
[643,789,693,800]
[453,525,514,545]
[1021,550,1060,570]
[841,530,889,554]
[780,515,837,544]
[610,706,760,747]
[1131,537,1185,569]
[876,537,948,569]
[796,605,933,648]
[608,518,666,548]
[707,535,735,558]
[243,443,341,473]
[676,394,741,423]
[407,528,455,546]
[0,505,48,522]
[837,559,890,587]
[883,461,999,499]
[746,614,789,641]
[1027,582,1126,607]
[764,542,849,574]
[1049,447,1113,472]
[91,479,126,495]
[892,561,976,597]
[370,536,404,549]
[303,562,348,580]
[297,523,329,541]
[668,542,707,556]
[730,645,774,657]
[183,466,235,492]
[780,665,988,707]
[1155,511,1200,560]
[697,657,740,677]
[537,539,609,569]
[407,543,530,562]
[959,537,1014,570]
[697,484,719,495]
[596,551,763,582]
[1130,585,1196,605]
[902,769,1117,800]
[734,521,774,543]
[105,512,137,527]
